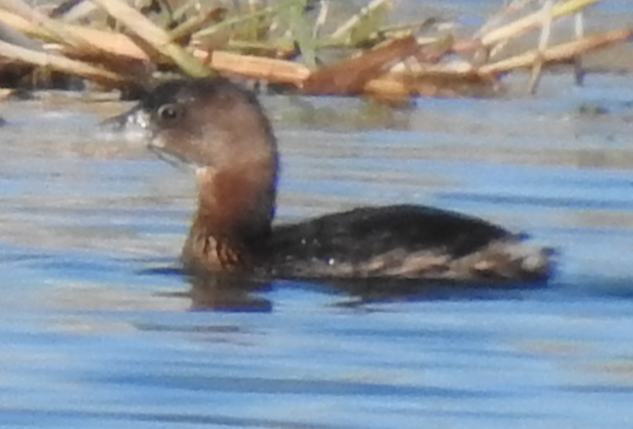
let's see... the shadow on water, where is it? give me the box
[140,264,554,312]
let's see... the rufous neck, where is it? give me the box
[193,163,276,244]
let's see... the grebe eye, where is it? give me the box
[157,104,181,122]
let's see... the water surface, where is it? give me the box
[2,69,633,428]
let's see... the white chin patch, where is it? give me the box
[149,134,166,149]
[195,166,210,179]
[120,108,150,131]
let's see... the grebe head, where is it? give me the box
[127,78,279,241]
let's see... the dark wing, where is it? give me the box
[266,204,516,279]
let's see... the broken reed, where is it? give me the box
[0,0,630,98]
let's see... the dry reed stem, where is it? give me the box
[479,27,633,76]
[476,0,535,38]
[480,0,605,47]
[0,10,150,61]
[364,72,493,99]
[313,0,329,39]
[303,35,418,95]
[0,0,98,54]
[572,12,585,84]
[193,0,286,39]
[61,27,150,62]
[0,88,17,99]
[0,9,50,40]
[90,0,211,77]
[527,0,554,94]
[209,51,310,85]
[363,76,409,99]
[169,7,226,43]
[330,0,393,41]
[392,60,475,77]
[0,39,128,85]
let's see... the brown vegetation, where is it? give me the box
[0,0,630,99]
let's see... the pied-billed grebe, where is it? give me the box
[114,77,553,284]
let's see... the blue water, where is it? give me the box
[2,71,633,429]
